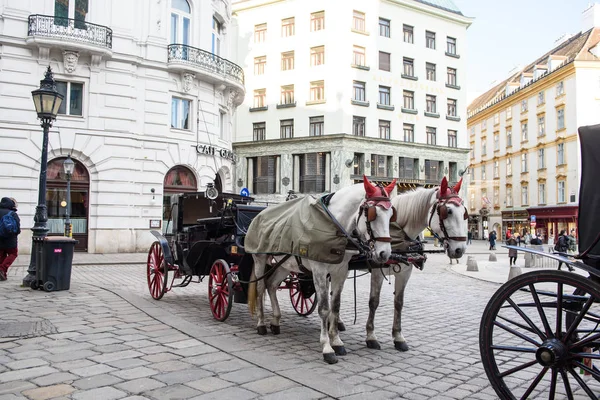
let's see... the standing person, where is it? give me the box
[515,231,521,246]
[0,197,21,281]
[555,230,569,270]
[467,229,473,245]
[489,230,497,250]
[507,234,518,266]
[548,230,555,253]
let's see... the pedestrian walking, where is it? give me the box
[0,197,21,281]
[489,230,497,250]
[467,229,473,245]
[507,234,518,266]
[555,229,570,271]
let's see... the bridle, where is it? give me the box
[357,185,395,246]
[428,190,468,245]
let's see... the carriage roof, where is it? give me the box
[577,124,600,260]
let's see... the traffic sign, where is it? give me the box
[530,215,536,222]
[240,187,250,197]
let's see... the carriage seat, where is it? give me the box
[234,204,266,248]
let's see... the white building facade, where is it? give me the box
[0,0,245,253]
[231,0,472,203]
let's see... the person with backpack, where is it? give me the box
[554,230,570,271]
[0,197,21,281]
[489,230,497,250]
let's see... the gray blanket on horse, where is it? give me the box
[244,196,348,264]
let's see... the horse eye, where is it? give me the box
[447,209,453,215]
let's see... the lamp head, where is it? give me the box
[31,66,64,123]
[205,182,218,200]
[63,155,75,176]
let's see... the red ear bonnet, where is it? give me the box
[384,179,397,196]
[452,177,463,194]
[363,175,378,197]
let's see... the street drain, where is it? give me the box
[0,320,57,339]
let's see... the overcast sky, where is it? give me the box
[452,0,596,104]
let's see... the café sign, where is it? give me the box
[196,144,237,162]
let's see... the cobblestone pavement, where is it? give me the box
[0,248,507,400]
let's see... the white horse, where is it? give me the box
[365,177,468,351]
[247,177,396,364]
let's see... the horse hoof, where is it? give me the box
[337,322,346,332]
[366,340,381,350]
[257,326,267,335]
[270,324,280,335]
[332,345,347,356]
[394,341,409,351]
[323,353,338,364]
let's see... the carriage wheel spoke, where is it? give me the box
[573,360,600,380]
[568,366,599,400]
[498,359,539,378]
[491,345,537,353]
[529,284,554,338]
[564,296,596,343]
[497,314,537,335]
[493,320,541,347]
[548,368,558,400]
[507,297,548,340]
[570,331,600,349]
[560,369,574,400]
[520,366,548,400]
[556,283,563,337]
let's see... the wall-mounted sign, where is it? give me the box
[196,144,236,162]
[149,219,161,229]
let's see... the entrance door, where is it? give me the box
[46,157,89,251]
[163,165,197,234]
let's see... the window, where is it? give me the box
[538,148,545,169]
[254,23,267,43]
[253,89,266,108]
[538,115,545,136]
[426,94,437,113]
[253,122,266,141]
[521,122,528,142]
[403,57,414,77]
[254,56,266,75]
[481,141,486,156]
[379,120,391,139]
[282,17,295,37]
[311,11,324,31]
[470,143,474,160]
[426,63,436,81]
[426,127,436,145]
[506,186,513,207]
[56,81,83,116]
[353,45,366,66]
[558,181,566,203]
[379,52,391,71]
[494,113,500,125]
[170,0,190,48]
[371,155,391,177]
[557,143,565,165]
[506,157,512,176]
[470,168,475,182]
[219,112,225,139]
[521,185,528,206]
[448,130,457,148]
[521,153,528,173]
[171,97,190,130]
[353,153,364,175]
[280,85,294,105]
[353,81,366,101]
[493,133,499,151]
[447,99,457,116]
[398,157,416,179]
[447,68,457,86]
[353,116,366,136]
[353,10,365,32]
[310,80,325,101]
[281,51,294,71]
[538,91,545,105]
[212,17,222,55]
[299,153,326,193]
[556,81,564,96]
[481,188,487,204]
[493,160,499,178]
[506,128,512,147]
[538,183,546,204]
[379,86,391,105]
[309,116,324,136]
[425,160,440,181]
[253,156,277,194]
[481,121,486,131]
[311,46,325,66]
[403,90,414,109]
[494,186,500,207]
[403,24,413,43]
[447,37,456,55]
[55,0,88,27]
[557,108,565,130]
[506,106,512,120]
[521,99,528,112]
[379,18,390,37]
[280,119,293,138]
[426,31,436,49]
[403,124,414,142]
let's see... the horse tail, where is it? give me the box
[247,267,257,317]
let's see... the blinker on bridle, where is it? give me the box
[358,185,395,244]
[428,190,468,243]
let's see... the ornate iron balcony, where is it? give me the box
[28,14,113,49]
[168,44,244,85]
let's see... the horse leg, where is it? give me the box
[392,264,413,351]
[366,268,385,350]
[251,255,268,335]
[328,267,348,357]
[312,269,337,364]
[265,268,289,335]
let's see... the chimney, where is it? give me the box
[582,3,600,31]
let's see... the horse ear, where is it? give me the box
[384,179,397,196]
[363,175,377,197]
[439,176,448,197]
[452,177,463,194]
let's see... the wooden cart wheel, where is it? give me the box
[480,270,600,400]
[147,242,169,300]
[209,259,233,321]
[289,273,317,316]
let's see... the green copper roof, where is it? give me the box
[413,0,463,15]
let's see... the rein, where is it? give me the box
[428,193,467,245]
[320,194,370,255]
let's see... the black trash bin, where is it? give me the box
[33,236,77,292]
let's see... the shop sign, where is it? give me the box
[196,145,236,162]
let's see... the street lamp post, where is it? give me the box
[23,66,64,287]
[63,156,75,238]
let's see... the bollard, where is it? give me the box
[466,256,479,272]
[524,253,532,268]
[489,253,497,262]
[508,266,522,280]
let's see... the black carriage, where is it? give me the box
[147,189,317,321]
[479,124,600,399]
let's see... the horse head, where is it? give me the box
[429,177,468,259]
[358,175,396,263]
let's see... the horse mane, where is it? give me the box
[392,187,437,238]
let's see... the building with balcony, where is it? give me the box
[0,0,245,253]
[466,4,600,242]
[231,0,472,203]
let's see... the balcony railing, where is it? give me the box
[28,14,113,49]
[168,44,244,85]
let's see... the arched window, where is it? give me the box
[163,165,197,233]
[171,0,191,46]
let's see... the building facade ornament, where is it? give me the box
[63,50,79,73]
[182,72,195,92]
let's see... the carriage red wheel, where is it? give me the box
[289,273,317,316]
[209,259,233,321]
[147,242,169,300]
